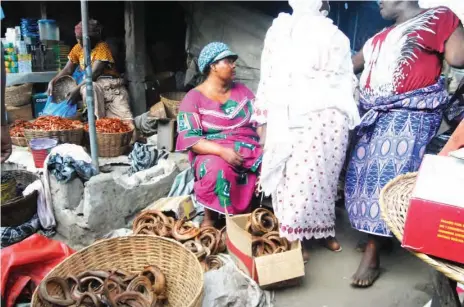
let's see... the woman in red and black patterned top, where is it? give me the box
[346,1,464,288]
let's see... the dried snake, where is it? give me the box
[203,255,225,272]
[172,219,201,241]
[250,208,278,235]
[39,265,168,307]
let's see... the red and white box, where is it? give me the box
[403,154,464,264]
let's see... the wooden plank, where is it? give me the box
[6,71,57,87]
[430,270,461,307]
[40,2,47,19]
[124,1,147,116]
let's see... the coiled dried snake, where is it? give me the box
[39,265,168,307]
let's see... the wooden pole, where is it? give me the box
[124,1,147,116]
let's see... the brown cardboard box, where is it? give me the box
[143,195,195,219]
[226,213,305,288]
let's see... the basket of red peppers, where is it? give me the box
[84,118,134,157]
[22,116,84,146]
[9,120,32,147]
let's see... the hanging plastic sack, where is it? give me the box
[41,96,77,118]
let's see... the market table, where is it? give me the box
[6,71,57,87]
[379,173,464,307]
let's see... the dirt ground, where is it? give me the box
[274,208,435,307]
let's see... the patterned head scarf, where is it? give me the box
[197,42,238,74]
[74,19,102,39]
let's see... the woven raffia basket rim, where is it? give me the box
[379,172,464,283]
[11,136,28,147]
[52,75,77,102]
[160,92,187,102]
[31,235,204,307]
[24,127,84,134]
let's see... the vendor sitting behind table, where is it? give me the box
[47,19,133,120]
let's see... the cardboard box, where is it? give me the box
[143,195,195,219]
[32,93,48,118]
[226,213,305,287]
[403,154,464,264]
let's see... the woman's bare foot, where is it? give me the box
[351,238,380,288]
[321,237,342,252]
[356,238,393,253]
[302,249,310,264]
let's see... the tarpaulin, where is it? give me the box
[1,234,74,307]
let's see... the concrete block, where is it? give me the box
[82,159,179,235]
[50,176,84,211]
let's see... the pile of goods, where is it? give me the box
[133,210,226,272]
[85,118,132,133]
[246,208,291,257]
[9,120,32,137]
[26,116,83,131]
[39,265,167,306]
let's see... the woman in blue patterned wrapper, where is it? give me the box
[176,42,263,227]
[346,0,464,288]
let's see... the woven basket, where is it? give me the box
[52,75,76,102]
[85,122,134,157]
[1,170,39,227]
[24,128,84,146]
[5,83,33,107]
[161,92,186,119]
[11,136,28,147]
[379,172,464,283]
[1,176,17,203]
[31,236,204,307]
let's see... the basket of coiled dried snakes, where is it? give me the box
[31,236,204,307]
[245,208,292,257]
[132,210,227,272]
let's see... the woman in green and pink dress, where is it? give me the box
[176,42,263,227]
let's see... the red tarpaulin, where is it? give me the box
[1,234,74,307]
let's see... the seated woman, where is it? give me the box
[47,19,133,120]
[176,42,263,227]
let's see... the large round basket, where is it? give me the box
[85,122,134,157]
[160,92,186,119]
[1,170,39,227]
[379,172,464,283]
[31,236,204,307]
[24,127,84,146]
[5,83,33,107]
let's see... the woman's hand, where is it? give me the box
[220,147,243,167]
[67,87,81,105]
[47,80,55,96]
[257,124,267,147]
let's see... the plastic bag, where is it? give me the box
[41,95,77,118]
[1,234,75,307]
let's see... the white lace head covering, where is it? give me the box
[288,0,323,16]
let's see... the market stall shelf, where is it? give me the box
[6,71,57,87]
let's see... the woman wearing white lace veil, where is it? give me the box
[252,0,360,261]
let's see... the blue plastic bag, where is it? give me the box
[41,95,77,118]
